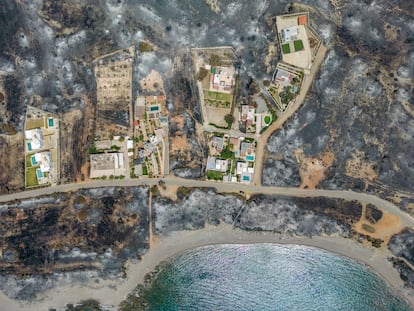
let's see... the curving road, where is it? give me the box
[1,176,414,228]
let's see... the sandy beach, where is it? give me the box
[1,224,413,310]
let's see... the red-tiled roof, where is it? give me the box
[298,15,307,25]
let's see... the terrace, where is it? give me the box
[24,106,60,188]
[268,65,303,112]
[205,134,256,183]
[90,153,126,178]
[276,13,313,69]
[209,66,235,94]
[132,94,169,178]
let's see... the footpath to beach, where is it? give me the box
[1,224,413,310]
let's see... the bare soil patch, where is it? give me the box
[354,203,403,245]
[346,150,379,181]
[158,184,179,201]
[0,133,24,194]
[295,149,335,189]
[140,70,165,93]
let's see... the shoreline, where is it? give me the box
[0,224,413,310]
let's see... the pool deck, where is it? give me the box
[24,106,60,188]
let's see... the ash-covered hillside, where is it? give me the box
[0,1,412,198]
[0,0,286,190]
[153,188,360,237]
[0,186,149,300]
[262,1,414,209]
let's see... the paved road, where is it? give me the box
[1,176,413,227]
[252,45,328,185]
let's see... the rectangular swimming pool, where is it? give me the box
[36,169,43,178]
[246,155,255,161]
[48,118,55,127]
[31,156,38,166]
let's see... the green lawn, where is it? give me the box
[25,154,33,168]
[220,148,234,160]
[281,43,291,54]
[26,167,39,187]
[264,115,271,125]
[208,91,232,102]
[142,164,148,175]
[203,90,232,108]
[206,170,224,181]
[293,40,304,51]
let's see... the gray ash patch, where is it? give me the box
[264,14,414,195]
[153,189,243,234]
[236,195,359,237]
[365,204,383,224]
[153,189,358,238]
[388,229,414,265]
[170,112,205,179]
[262,158,301,187]
[388,228,414,288]
[0,187,149,300]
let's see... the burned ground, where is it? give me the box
[0,135,24,195]
[153,189,242,234]
[0,0,412,195]
[0,187,149,299]
[263,2,414,209]
[0,0,412,302]
[365,204,383,225]
[236,195,360,237]
[169,112,205,179]
[153,188,359,238]
[39,1,105,36]
[388,228,414,288]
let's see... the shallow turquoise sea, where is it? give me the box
[142,244,410,311]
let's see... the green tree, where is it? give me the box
[224,114,235,128]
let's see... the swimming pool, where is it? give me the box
[31,156,38,166]
[27,142,32,151]
[48,118,55,127]
[36,169,43,179]
[246,155,254,161]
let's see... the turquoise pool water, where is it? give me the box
[242,175,250,181]
[31,156,38,166]
[36,169,43,178]
[246,155,254,161]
